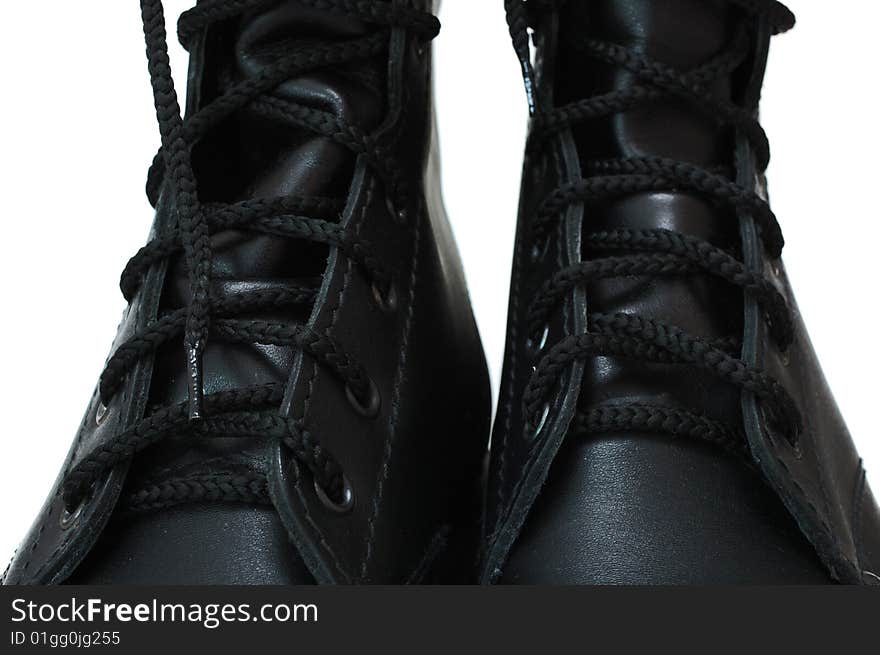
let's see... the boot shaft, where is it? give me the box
[485,0,880,584]
[5,0,491,586]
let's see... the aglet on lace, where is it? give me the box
[186,343,204,421]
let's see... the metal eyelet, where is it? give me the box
[527,325,550,357]
[771,259,782,277]
[314,475,355,515]
[386,197,408,225]
[95,401,110,427]
[60,500,86,530]
[372,278,398,313]
[59,481,98,530]
[780,349,791,367]
[530,404,551,441]
[863,570,880,585]
[346,378,381,418]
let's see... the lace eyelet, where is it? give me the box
[346,378,381,418]
[60,500,86,530]
[863,570,880,585]
[371,278,398,313]
[386,197,408,225]
[60,481,98,530]
[314,475,354,515]
[530,403,551,441]
[95,401,110,426]
[526,324,550,357]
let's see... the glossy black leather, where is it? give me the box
[501,437,829,584]
[483,0,880,584]
[69,506,315,585]
[4,0,490,585]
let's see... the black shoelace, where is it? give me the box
[61,0,439,516]
[504,0,801,452]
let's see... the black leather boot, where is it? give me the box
[483,0,880,584]
[3,0,490,585]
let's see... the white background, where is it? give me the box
[0,1,877,563]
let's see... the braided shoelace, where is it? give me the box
[60,0,439,515]
[504,0,802,451]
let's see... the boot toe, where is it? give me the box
[499,434,832,585]
[68,504,314,585]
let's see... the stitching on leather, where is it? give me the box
[492,202,523,528]
[298,321,322,425]
[492,145,564,539]
[493,142,564,537]
[16,383,98,583]
[493,124,557,527]
[773,453,833,533]
[782,325,852,573]
[28,299,143,582]
[808,425,846,554]
[33,253,165,584]
[31,408,99,583]
[18,473,61,582]
[732,103,854,579]
[359,181,421,581]
[851,460,867,570]
[756,331,857,577]
[356,26,428,579]
[33,356,143,584]
[292,179,367,583]
[1,550,14,584]
[755,333,832,547]
[291,467,352,583]
[490,140,567,547]
[25,294,136,584]
[16,517,46,582]
[504,147,569,508]
[287,267,351,582]
[29,517,77,584]
[790,328,838,540]
[770,449,859,576]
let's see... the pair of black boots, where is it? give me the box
[4,0,878,585]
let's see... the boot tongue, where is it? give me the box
[127,3,387,492]
[555,1,750,418]
[557,0,738,252]
[195,1,385,202]
[558,0,735,171]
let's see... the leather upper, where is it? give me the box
[4,0,490,586]
[483,0,880,585]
